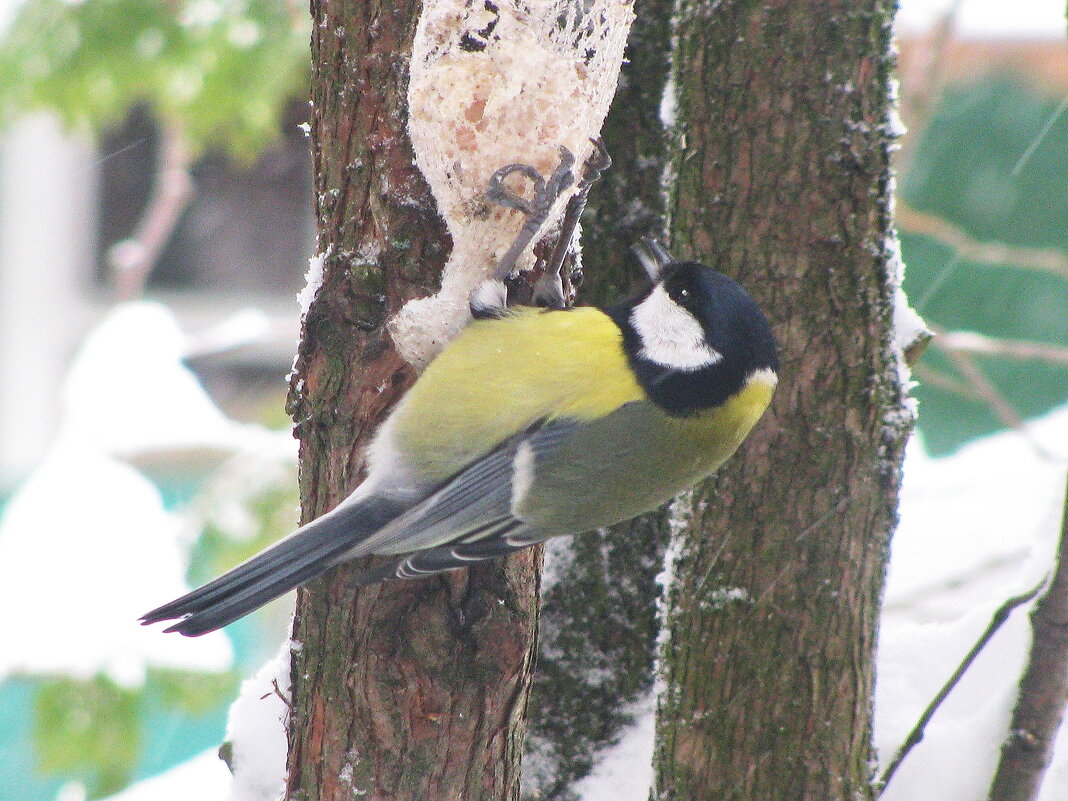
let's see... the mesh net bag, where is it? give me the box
[392,0,635,367]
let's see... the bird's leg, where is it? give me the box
[534,138,612,310]
[470,147,576,319]
[486,147,576,283]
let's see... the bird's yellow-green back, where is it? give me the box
[389,307,644,482]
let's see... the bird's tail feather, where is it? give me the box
[141,494,403,637]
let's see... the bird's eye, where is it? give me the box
[679,288,690,299]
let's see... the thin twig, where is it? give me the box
[914,250,964,313]
[91,137,148,171]
[876,581,1047,797]
[107,121,194,301]
[912,361,984,400]
[987,475,1068,801]
[933,334,1023,430]
[929,326,1053,458]
[1010,94,1068,177]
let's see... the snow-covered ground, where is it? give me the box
[0,303,244,684]
[875,409,1068,801]
[95,750,232,801]
[0,302,296,684]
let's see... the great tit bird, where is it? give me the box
[142,149,778,637]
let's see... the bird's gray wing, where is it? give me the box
[350,417,580,583]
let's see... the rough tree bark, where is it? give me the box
[285,3,540,799]
[654,2,909,800]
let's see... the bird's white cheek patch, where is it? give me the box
[630,285,722,370]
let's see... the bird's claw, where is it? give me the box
[536,138,613,309]
[485,146,575,223]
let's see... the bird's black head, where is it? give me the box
[608,260,779,416]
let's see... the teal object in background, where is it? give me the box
[2,671,234,801]
[0,681,58,801]
[901,77,1068,454]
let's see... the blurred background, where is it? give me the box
[0,1,1065,800]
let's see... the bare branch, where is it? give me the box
[987,476,1068,801]
[107,121,194,301]
[932,330,1025,430]
[912,361,984,400]
[940,331,1068,366]
[876,582,1046,797]
[897,203,1068,280]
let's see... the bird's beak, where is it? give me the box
[631,237,676,282]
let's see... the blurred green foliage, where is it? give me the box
[152,666,241,716]
[901,77,1068,454]
[29,668,238,799]
[189,478,300,588]
[33,674,139,797]
[906,79,1068,255]
[0,0,309,158]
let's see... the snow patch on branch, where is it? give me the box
[884,77,908,144]
[883,189,925,441]
[659,76,678,128]
[651,491,694,707]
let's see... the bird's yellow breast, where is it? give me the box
[515,372,777,533]
[389,307,645,481]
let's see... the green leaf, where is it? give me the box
[149,667,239,716]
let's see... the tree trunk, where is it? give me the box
[654,2,909,800]
[284,3,540,799]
